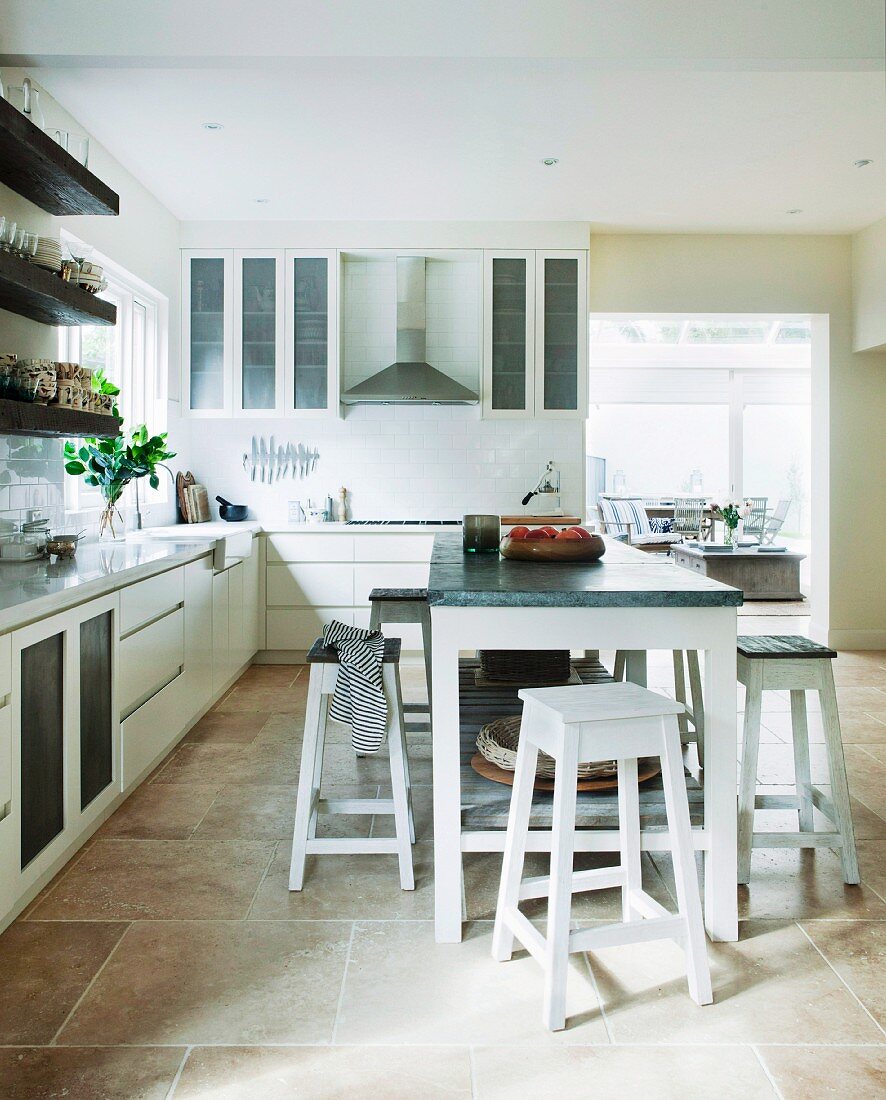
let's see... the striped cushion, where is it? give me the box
[598,497,652,536]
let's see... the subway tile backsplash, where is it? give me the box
[181,405,584,521]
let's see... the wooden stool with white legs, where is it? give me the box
[369,588,432,732]
[288,636,415,892]
[737,635,859,885]
[492,681,712,1031]
[613,649,705,766]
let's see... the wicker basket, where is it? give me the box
[478,649,572,685]
[476,715,617,780]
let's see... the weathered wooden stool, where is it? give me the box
[492,681,712,1031]
[369,587,432,732]
[737,635,858,885]
[288,636,415,891]
[613,649,705,766]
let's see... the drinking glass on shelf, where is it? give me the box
[0,219,17,252]
[69,135,89,167]
[25,233,38,260]
[13,228,29,256]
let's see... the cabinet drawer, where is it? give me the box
[353,535,435,563]
[121,670,188,789]
[353,563,430,606]
[119,608,185,716]
[0,633,10,699]
[120,567,184,634]
[266,608,354,650]
[267,563,354,607]
[0,706,10,815]
[267,534,353,563]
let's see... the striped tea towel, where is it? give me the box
[322,620,388,754]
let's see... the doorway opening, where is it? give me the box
[586,315,817,617]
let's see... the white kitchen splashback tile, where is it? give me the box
[179,407,583,522]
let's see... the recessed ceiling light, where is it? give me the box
[541,157,559,166]
[786,208,803,214]
[854,159,873,168]
[202,122,224,131]
[254,198,270,205]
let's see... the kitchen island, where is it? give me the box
[427,533,743,944]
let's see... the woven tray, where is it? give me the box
[479,649,571,685]
[477,715,616,780]
[470,752,661,793]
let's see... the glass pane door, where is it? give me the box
[189,257,225,410]
[541,257,578,411]
[490,257,528,411]
[292,256,329,410]
[241,257,277,410]
[742,403,811,540]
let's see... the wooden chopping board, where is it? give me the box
[500,515,583,526]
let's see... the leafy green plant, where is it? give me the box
[90,366,121,417]
[64,425,176,538]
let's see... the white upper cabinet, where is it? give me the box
[482,248,587,420]
[234,250,284,417]
[183,250,233,417]
[284,249,339,418]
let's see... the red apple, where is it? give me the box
[508,526,530,540]
[541,526,559,537]
[523,528,550,539]
[568,526,593,539]
[558,528,583,539]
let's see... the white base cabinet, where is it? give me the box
[263,532,434,654]
[1,537,262,930]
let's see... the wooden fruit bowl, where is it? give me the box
[499,534,606,563]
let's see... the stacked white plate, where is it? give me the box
[33,237,62,272]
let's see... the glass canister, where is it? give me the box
[462,514,501,553]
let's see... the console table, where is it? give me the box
[673,545,805,601]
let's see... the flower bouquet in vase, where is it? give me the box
[710,499,752,547]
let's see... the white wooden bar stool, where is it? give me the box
[614,649,705,766]
[369,588,432,732]
[737,635,859,885]
[492,681,712,1031]
[288,635,415,891]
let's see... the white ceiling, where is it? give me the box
[3,1,884,231]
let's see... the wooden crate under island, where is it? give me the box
[672,544,805,601]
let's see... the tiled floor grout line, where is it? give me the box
[750,1044,786,1099]
[245,841,280,920]
[47,920,134,1045]
[330,921,357,1045]
[165,1044,193,1099]
[3,1040,886,1051]
[468,1044,479,1098]
[795,921,886,1039]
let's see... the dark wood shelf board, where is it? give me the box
[0,250,116,326]
[0,399,121,439]
[0,96,119,216]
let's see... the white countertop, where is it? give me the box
[0,540,215,634]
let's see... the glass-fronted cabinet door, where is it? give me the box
[535,251,588,419]
[482,251,535,418]
[234,251,284,416]
[284,249,339,418]
[183,250,233,417]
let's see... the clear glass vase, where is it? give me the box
[724,524,737,547]
[99,498,124,540]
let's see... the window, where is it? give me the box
[59,241,168,513]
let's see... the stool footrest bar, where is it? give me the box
[318,798,395,816]
[751,831,844,848]
[570,915,686,952]
[305,837,403,855]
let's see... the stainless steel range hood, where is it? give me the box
[341,256,479,405]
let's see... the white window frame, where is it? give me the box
[59,235,169,515]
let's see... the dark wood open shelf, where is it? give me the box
[0,398,121,439]
[0,250,116,326]
[0,96,119,216]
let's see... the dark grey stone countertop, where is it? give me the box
[428,533,743,608]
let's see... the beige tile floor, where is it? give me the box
[1,627,885,1098]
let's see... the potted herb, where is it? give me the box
[64,425,176,539]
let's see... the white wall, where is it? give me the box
[0,70,181,533]
[852,217,886,353]
[588,233,886,649]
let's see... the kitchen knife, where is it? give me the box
[250,436,258,482]
[281,443,290,480]
[310,447,319,474]
[276,444,285,481]
[259,437,267,483]
[269,435,276,482]
[297,443,308,479]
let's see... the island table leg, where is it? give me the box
[430,608,465,943]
